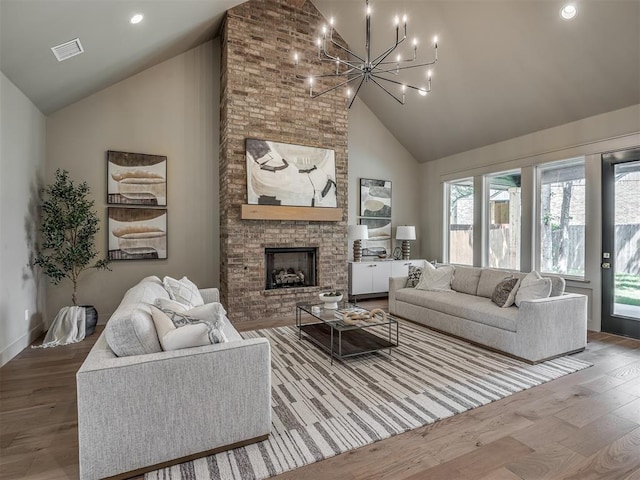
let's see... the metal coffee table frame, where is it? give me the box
[295,302,399,364]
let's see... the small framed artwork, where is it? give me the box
[108,207,167,260]
[107,150,167,206]
[360,178,391,218]
[359,218,392,257]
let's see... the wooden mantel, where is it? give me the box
[241,204,342,221]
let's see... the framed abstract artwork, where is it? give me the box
[108,207,167,260]
[359,217,392,257]
[246,138,337,207]
[360,178,391,218]
[107,150,167,206]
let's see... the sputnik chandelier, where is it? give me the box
[294,0,439,108]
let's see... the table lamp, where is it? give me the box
[349,225,369,262]
[396,225,416,260]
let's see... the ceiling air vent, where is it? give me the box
[51,38,84,62]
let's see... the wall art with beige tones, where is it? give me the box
[107,150,167,206]
[108,207,167,260]
[246,139,337,208]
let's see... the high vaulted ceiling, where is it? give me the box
[1,0,639,162]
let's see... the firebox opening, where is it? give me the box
[265,247,318,290]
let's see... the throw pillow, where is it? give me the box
[515,271,552,307]
[162,276,205,309]
[405,265,424,288]
[155,297,188,312]
[149,305,211,351]
[491,277,520,308]
[158,303,228,344]
[415,263,454,292]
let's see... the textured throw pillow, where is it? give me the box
[155,297,188,313]
[491,277,520,308]
[158,303,228,344]
[163,276,205,308]
[515,271,552,307]
[150,305,211,351]
[405,265,424,288]
[415,263,454,292]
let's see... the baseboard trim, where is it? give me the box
[102,434,270,480]
[0,322,44,367]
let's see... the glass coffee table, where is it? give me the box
[295,302,399,364]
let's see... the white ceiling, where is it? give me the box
[1,0,639,162]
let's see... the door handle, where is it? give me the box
[602,262,611,269]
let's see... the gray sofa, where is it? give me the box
[76,276,271,480]
[389,266,587,363]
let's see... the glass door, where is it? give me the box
[601,148,640,338]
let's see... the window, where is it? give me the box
[486,170,521,270]
[538,159,586,277]
[446,179,474,265]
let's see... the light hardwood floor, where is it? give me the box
[1,300,639,480]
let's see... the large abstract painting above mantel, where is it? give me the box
[246,139,337,208]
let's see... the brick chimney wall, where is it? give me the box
[220,0,349,322]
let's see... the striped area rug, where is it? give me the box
[146,321,591,480]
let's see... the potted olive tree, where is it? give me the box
[34,169,110,338]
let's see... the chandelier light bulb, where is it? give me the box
[560,4,577,19]
[403,14,407,24]
[346,88,352,97]
[402,85,406,92]
[294,52,299,65]
[130,13,144,24]
[367,5,371,16]
[427,69,433,79]
[330,17,335,26]
[433,35,438,46]
[413,38,418,47]
[317,38,322,47]
[395,16,399,26]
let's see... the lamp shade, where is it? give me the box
[396,225,416,240]
[349,225,369,240]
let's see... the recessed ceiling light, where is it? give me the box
[130,13,144,24]
[560,4,577,20]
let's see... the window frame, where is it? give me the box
[444,178,474,266]
[535,157,587,280]
[483,169,522,271]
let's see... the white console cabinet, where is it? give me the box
[348,259,426,298]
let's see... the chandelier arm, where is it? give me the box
[318,54,363,71]
[374,59,438,75]
[347,77,367,109]
[327,38,365,63]
[368,77,405,105]
[370,37,407,66]
[296,68,356,80]
[376,53,421,66]
[310,75,363,99]
[371,73,431,94]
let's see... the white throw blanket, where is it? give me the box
[33,306,86,348]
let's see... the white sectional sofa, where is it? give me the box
[76,276,271,480]
[389,266,587,363]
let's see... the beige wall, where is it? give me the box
[420,104,640,331]
[45,41,219,322]
[0,72,47,366]
[348,98,423,260]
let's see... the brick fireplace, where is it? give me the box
[219,0,348,322]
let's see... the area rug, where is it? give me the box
[146,321,591,480]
